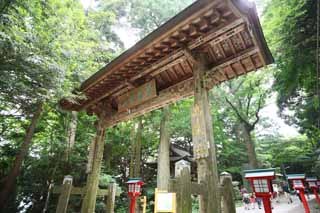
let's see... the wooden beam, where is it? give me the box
[80,19,246,110]
[208,47,259,74]
[103,48,259,127]
[209,24,245,47]
[80,0,225,92]
[189,18,244,49]
[150,57,185,77]
[80,51,184,110]
[205,48,259,89]
[103,78,194,127]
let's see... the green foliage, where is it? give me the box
[263,0,319,136]
[127,0,195,37]
[256,136,313,166]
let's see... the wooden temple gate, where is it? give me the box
[60,0,273,212]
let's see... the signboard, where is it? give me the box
[118,80,157,112]
[154,189,176,213]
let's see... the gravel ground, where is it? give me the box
[236,194,320,213]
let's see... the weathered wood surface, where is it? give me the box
[191,54,220,213]
[55,179,73,213]
[176,167,192,213]
[117,80,156,112]
[81,114,106,213]
[103,47,260,128]
[168,165,206,213]
[105,182,117,213]
[220,173,236,213]
[53,182,119,213]
[104,77,194,127]
[157,106,171,191]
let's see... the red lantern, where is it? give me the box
[245,168,275,213]
[126,178,144,213]
[306,177,320,205]
[287,174,310,213]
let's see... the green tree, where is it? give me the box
[263,0,319,143]
[212,71,272,168]
[0,0,123,210]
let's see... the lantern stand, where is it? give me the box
[244,168,276,213]
[126,178,144,213]
[306,177,320,205]
[287,174,310,213]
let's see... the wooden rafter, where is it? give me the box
[60,0,273,118]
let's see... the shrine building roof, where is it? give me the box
[244,168,276,179]
[306,177,317,182]
[287,174,306,180]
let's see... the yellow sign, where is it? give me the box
[154,189,176,213]
[118,80,157,112]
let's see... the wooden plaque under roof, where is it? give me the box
[60,0,273,127]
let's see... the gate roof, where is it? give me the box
[60,0,273,127]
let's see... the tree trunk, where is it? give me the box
[64,111,78,173]
[134,119,142,177]
[67,111,78,151]
[104,143,112,173]
[240,123,258,168]
[157,106,171,191]
[129,118,143,178]
[0,103,43,211]
[129,118,143,213]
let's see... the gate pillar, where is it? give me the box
[191,54,220,213]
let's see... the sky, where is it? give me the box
[79,0,300,138]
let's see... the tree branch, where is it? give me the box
[250,94,264,130]
[225,97,251,129]
[246,84,253,116]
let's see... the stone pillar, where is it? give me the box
[56,175,73,213]
[191,54,220,213]
[81,117,106,213]
[157,106,171,191]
